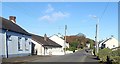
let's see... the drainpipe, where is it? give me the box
[44,47,45,55]
[5,30,8,58]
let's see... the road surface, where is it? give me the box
[32,49,98,62]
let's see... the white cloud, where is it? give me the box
[40,11,70,22]
[39,4,70,22]
[45,4,54,13]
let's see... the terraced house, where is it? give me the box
[0,16,32,58]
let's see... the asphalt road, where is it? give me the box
[32,49,98,62]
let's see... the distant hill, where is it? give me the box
[75,33,86,37]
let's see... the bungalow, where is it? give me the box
[99,36,118,49]
[49,34,69,55]
[0,16,32,58]
[31,34,62,55]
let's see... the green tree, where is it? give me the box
[86,39,94,49]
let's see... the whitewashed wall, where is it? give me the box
[50,35,69,49]
[31,39,47,55]
[86,43,90,48]
[105,37,118,49]
[50,48,64,55]
[49,35,71,55]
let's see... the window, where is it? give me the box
[18,37,22,51]
[7,35,12,41]
[113,45,115,47]
[25,38,29,51]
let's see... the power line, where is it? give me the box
[99,2,109,21]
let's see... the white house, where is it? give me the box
[31,34,62,55]
[49,34,69,55]
[99,36,118,49]
[86,43,90,48]
[0,16,32,58]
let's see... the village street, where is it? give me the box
[3,49,98,64]
[31,49,98,62]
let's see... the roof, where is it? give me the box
[31,34,62,47]
[0,17,30,36]
[100,38,112,44]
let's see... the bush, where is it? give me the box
[111,49,120,57]
[110,49,120,64]
[98,48,120,63]
[98,48,112,61]
[66,47,77,51]
[111,56,120,64]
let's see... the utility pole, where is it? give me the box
[64,25,67,54]
[92,15,99,54]
[95,18,99,54]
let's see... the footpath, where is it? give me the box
[2,55,52,64]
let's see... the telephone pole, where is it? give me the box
[64,25,67,54]
[91,15,99,54]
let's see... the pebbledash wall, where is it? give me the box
[0,30,2,58]
[0,29,31,58]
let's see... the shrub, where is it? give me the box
[98,48,112,61]
[66,47,77,51]
[110,49,120,64]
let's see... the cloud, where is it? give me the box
[40,11,70,22]
[45,4,54,13]
[39,4,70,22]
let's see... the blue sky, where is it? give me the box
[2,2,118,41]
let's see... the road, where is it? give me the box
[32,49,98,62]
[2,49,98,64]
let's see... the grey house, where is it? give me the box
[0,16,32,58]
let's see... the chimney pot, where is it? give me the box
[9,16,16,23]
[44,34,47,41]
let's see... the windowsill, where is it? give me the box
[25,49,29,51]
[18,49,23,51]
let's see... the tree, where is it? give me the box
[86,38,94,49]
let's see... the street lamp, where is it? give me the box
[92,15,99,54]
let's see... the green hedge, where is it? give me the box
[98,48,112,61]
[98,48,120,63]
[66,47,77,51]
[110,49,120,63]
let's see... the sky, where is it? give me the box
[1,2,118,41]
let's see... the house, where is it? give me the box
[86,43,90,48]
[31,34,62,55]
[99,36,118,49]
[112,46,120,51]
[49,34,69,55]
[0,16,32,58]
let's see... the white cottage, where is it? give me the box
[49,34,69,55]
[99,36,118,49]
[0,16,32,58]
[31,34,62,55]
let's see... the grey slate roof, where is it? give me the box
[31,34,62,47]
[0,17,30,36]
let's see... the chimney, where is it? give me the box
[111,35,114,38]
[9,16,16,23]
[44,34,47,41]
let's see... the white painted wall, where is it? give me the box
[50,35,69,49]
[49,48,64,55]
[104,37,118,49]
[49,35,70,55]
[86,43,90,48]
[31,39,64,55]
[31,39,47,55]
